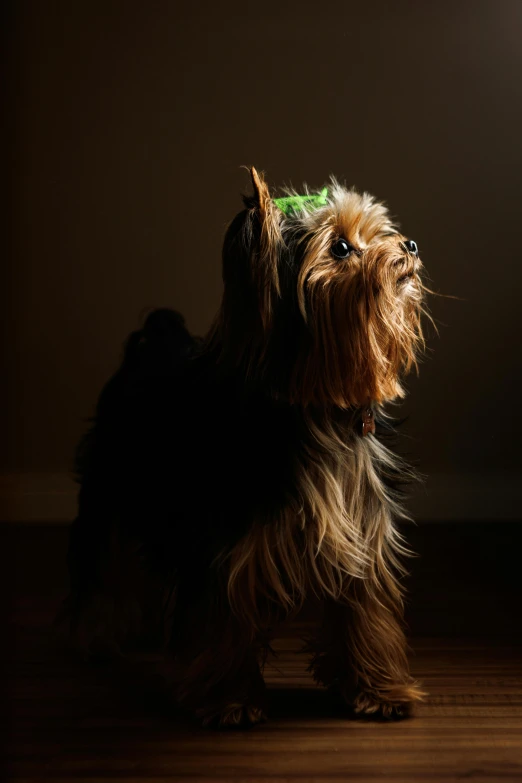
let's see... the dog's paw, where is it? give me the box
[200,703,267,730]
[352,682,425,721]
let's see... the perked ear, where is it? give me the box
[243,167,283,332]
[250,167,272,212]
[215,166,284,370]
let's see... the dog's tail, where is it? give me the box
[75,309,197,477]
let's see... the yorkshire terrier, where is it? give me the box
[67,168,427,727]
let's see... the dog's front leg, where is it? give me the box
[344,576,425,718]
[312,581,424,719]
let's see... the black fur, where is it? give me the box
[68,308,305,645]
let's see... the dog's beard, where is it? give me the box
[207,250,424,408]
[288,242,424,408]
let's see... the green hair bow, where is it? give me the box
[273,187,328,215]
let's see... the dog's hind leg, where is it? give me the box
[63,515,152,658]
[174,607,267,729]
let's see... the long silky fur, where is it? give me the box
[68,167,429,725]
[206,176,427,408]
[214,172,427,714]
[205,173,425,634]
[225,411,412,632]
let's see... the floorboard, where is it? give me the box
[4,523,522,782]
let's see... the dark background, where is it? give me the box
[3,6,522,778]
[4,0,522,520]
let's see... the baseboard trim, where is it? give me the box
[0,471,519,524]
[0,473,77,524]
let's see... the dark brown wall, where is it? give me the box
[5,2,522,502]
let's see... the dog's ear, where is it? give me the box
[241,167,283,331]
[218,168,284,371]
[243,167,276,217]
[249,167,272,212]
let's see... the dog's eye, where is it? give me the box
[331,238,353,259]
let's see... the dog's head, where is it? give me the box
[212,168,426,408]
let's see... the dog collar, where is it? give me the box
[274,188,328,215]
[361,407,376,437]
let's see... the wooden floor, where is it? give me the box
[4,524,522,782]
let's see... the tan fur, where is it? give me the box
[226,414,410,629]
[250,167,283,333]
[224,416,426,715]
[192,170,427,722]
[290,184,426,407]
[206,171,428,408]
[214,171,427,719]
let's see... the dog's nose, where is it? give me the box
[404,239,418,257]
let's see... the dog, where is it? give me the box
[66,168,427,727]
